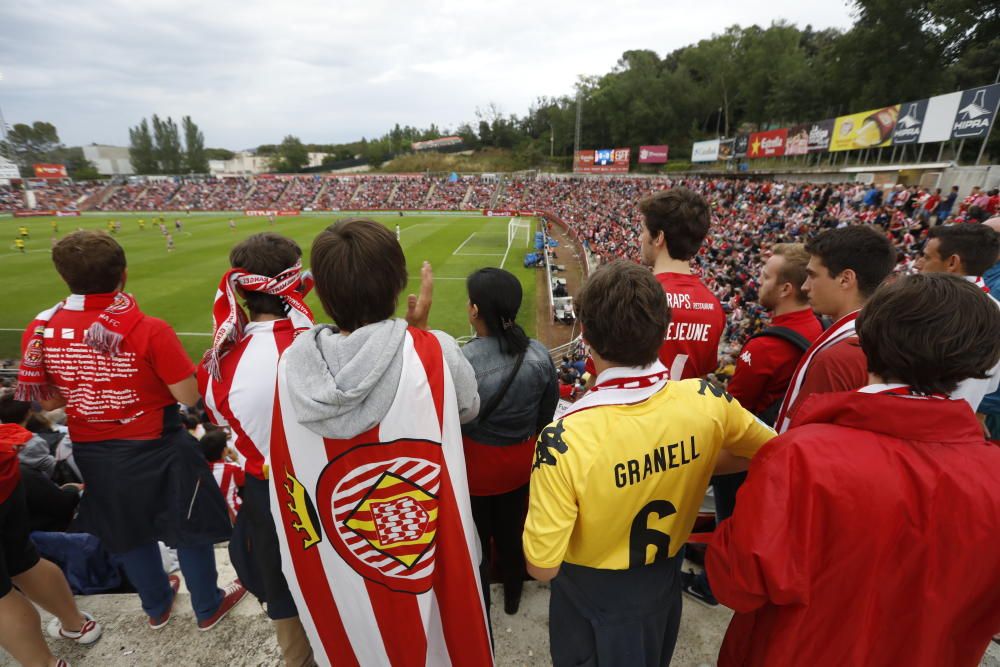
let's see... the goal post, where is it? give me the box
[507,217,532,249]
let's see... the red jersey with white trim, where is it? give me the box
[269,327,493,667]
[20,295,195,442]
[728,309,823,415]
[198,319,299,480]
[210,460,244,518]
[655,272,724,380]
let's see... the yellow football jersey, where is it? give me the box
[524,377,775,570]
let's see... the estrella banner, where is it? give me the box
[830,105,899,151]
[33,164,68,178]
[747,129,787,158]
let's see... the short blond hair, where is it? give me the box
[771,243,810,302]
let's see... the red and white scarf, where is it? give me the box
[563,361,671,418]
[203,260,314,380]
[16,292,144,402]
[774,310,860,434]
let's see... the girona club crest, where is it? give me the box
[315,439,443,594]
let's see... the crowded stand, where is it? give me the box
[391,175,433,209]
[466,179,498,208]
[29,182,104,211]
[274,175,323,209]
[242,177,288,208]
[168,177,253,210]
[349,174,397,208]
[313,176,358,209]
[0,184,25,211]
[424,176,472,209]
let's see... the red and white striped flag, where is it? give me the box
[269,327,493,667]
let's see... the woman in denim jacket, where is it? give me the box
[462,268,559,615]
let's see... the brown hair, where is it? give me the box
[804,225,896,297]
[856,273,1000,395]
[51,231,126,294]
[771,242,810,302]
[639,187,710,260]
[310,218,407,331]
[577,260,669,366]
[229,233,302,317]
[928,224,1000,276]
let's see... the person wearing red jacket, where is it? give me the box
[727,243,823,422]
[707,273,1000,667]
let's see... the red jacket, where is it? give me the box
[727,309,823,415]
[707,391,1000,667]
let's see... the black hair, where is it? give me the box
[467,268,530,355]
[199,429,228,463]
[0,391,31,424]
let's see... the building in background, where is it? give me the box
[82,145,135,176]
[209,151,330,176]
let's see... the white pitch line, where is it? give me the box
[452,233,476,255]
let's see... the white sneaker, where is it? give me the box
[47,611,102,645]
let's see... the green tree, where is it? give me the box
[152,115,184,173]
[129,119,157,174]
[4,121,62,170]
[270,135,309,172]
[182,116,208,173]
[205,147,236,161]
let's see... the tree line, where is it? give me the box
[128,115,209,174]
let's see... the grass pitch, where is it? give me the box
[0,212,538,361]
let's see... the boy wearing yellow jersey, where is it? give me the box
[524,261,776,667]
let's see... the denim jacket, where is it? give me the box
[461,337,559,446]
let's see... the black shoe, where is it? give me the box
[680,570,718,608]
[503,580,522,615]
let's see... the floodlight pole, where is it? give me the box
[573,91,582,157]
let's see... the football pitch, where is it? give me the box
[0,212,538,362]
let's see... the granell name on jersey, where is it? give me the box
[614,435,700,488]
[663,321,712,342]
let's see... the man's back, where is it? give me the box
[525,376,773,571]
[709,392,1000,667]
[655,273,724,380]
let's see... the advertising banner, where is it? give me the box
[830,105,899,151]
[33,163,68,178]
[950,83,1000,139]
[892,99,929,144]
[748,129,787,158]
[734,134,749,158]
[483,209,540,217]
[785,125,810,156]
[573,148,631,174]
[690,139,720,162]
[638,145,668,163]
[718,139,735,160]
[807,119,835,152]
[919,92,961,143]
[244,209,300,217]
[14,210,81,218]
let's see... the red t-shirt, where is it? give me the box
[21,299,195,442]
[0,425,33,504]
[655,272,725,379]
[728,309,824,415]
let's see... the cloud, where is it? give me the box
[0,0,853,149]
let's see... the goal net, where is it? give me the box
[507,217,532,249]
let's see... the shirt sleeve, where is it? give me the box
[726,338,772,414]
[707,438,811,613]
[148,321,196,386]
[722,391,777,459]
[523,419,580,569]
[787,341,867,426]
[432,330,481,423]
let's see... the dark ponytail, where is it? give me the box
[467,268,530,355]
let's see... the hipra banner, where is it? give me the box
[785,124,810,156]
[638,145,669,163]
[748,129,787,158]
[892,99,929,144]
[951,83,1000,139]
[830,105,899,151]
[807,119,835,152]
[919,92,962,143]
[691,139,720,162]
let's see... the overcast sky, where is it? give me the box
[0,0,854,150]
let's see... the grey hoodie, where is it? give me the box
[283,319,480,440]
